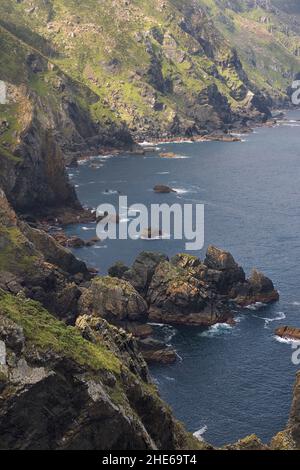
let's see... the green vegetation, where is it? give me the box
[0,226,38,273]
[0,290,121,374]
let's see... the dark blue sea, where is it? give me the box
[66,111,300,446]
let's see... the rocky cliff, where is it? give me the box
[0,23,134,215]
[0,0,291,149]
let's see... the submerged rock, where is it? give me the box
[153,185,176,193]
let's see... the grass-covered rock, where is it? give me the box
[0,290,206,450]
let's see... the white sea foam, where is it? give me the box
[260,312,286,329]
[164,376,176,382]
[291,301,300,306]
[193,426,208,442]
[274,336,300,346]
[173,188,189,194]
[199,323,233,338]
[175,351,183,362]
[245,302,267,311]
[156,171,170,175]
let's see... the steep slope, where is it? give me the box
[0,0,273,144]
[0,22,133,215]
[198,0,300,103]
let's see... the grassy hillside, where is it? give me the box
[198,0,300,101]
[1,0,300,146]
[0,0,278,142]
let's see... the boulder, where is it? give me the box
[275,326,300,342]
[159,152,177,158]
[153,185,176,194]
[79,276,148,323]
[230,269,279,306]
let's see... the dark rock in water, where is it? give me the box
[153,185,176,193]
[79,276,148,323]
[52,231,99,248]
[147,256,233,326]
[137,337,177,365]
[109,248,279,328]
[230,269,279,306]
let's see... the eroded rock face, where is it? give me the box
[0,291,203,450]
[79,276,148,324]
[0,188,90,321]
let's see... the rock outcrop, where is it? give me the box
[0,291,203,450]
[110,248,278,327]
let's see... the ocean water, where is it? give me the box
[66,111,300,446]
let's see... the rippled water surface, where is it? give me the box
[66,111,300,446]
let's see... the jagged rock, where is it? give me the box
[110,252,168,295]
[147,256,233,326]
[22,225,90,277]
[230,269,279,306]
[79,276,148,324]
[75,315,150,382]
